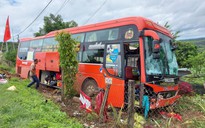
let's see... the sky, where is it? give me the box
[0,0,205,42]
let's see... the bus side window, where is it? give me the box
[82,49,104,64]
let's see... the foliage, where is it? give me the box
[0,42,18,67]
[110,105,124,127]
[133,113,146,128]
[0,42,18,52]
[178,81,193,95]
[187,51,205,76]
[175,41,198,68]
[34,13,78,37]
[175,95,205,127]
[56,32,79,98]
[180,38,205,52]
[3,49,17,66]
[86,112,98,121]
[148,94,205,127]
[0,77,82,128]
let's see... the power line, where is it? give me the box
[55,0,71,16]
[83,0,107,25]
[17,0,53,36]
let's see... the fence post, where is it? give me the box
[99,84,111,123]
[139,83,144,107]
[127,80,135,128]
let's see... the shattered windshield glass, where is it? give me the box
[144,33,178,76]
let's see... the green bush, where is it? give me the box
[3,50,17,66]
[187,51,205,77]
[175,41,198,68]
[56,32,79,98]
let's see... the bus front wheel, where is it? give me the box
[82,79,98,97]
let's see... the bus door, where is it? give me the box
[103,43,125,107]
[123,42,140,106]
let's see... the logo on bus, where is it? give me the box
[125,28,134,39]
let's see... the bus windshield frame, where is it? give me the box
[144,32,178,78]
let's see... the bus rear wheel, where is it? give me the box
[82,79,98,97]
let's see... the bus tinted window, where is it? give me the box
[19,41,30,52]
[18,41,30,60]
[82,49,104,63]
[85,28,119,42]
[82,42,105,63]
[42,37,58,52]
[71,33,85,43]
[29,39,43,52]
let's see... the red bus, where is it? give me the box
[16,17,180,109]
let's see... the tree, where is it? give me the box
[187,51,205,76]
[175,41,198,68]
[55,32,79,98]
[34,13,78,37]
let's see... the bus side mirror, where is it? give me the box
[171,45,177,51]
[152,40,160,53]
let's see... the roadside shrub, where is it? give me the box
[178,81,193,95]
[3,50,17,66]
[56,32,79,98]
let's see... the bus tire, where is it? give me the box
[82,79,98,97]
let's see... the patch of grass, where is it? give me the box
[0,64,10,72]
[182,76,205,85]
[175,95,205,113]
[86,112,98,121]
[168,95,205,127]
[0,64,15,74]
[0,77,83,128]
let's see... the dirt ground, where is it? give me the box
[38,85,121,128]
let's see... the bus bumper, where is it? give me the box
[150,95,181,109]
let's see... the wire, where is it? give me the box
[83,0,107,25]
[17,0,53,36]
[55,0,71,16]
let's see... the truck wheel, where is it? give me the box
[82,79,98,97]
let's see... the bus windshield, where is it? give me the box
[144,33,178,76]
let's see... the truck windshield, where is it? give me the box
[144,33,178,76]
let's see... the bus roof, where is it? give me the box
[45,17,172,38]
[19,38,33,42]
[21,16,172,41]
[20,35,45,42]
